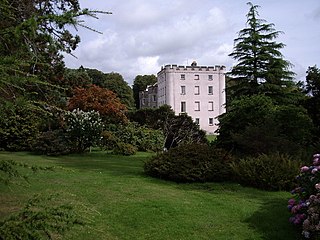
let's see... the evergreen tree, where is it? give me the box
[132,75,157,109]
[228,2,294,100]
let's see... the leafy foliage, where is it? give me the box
[216,94,314,156]
[32,130,72,156]
[0,194,84,240]
[230,153,302,191]
[113,143,137,156]
[163,113,208,149]
[303,65,320,144]
[0,159,54,185]
[0,99,44,151]
[0,0,108,104]
[102,122,165,153]
[144,144,233,183]
[68,85,128,124]
[228,2,294,100]
[288,154,320,239]
[85,69,135,110]
[64,109,104,153]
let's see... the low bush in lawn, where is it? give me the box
[144,143,233,183]
[230,153,302,191]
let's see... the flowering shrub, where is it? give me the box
[64,109,104,153]
[288,153,320,239]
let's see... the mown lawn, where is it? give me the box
[0,151,302,240]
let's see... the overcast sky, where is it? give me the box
[64,0,320,85]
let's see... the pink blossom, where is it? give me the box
[315,183,320,191]
[288,198,296,205]
[313,158,320,166]
[301,166,309,172]
[311,168,318,174]
[313,153,320,158]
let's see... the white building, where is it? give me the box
[157,62,226,134]
[139,83,158,109]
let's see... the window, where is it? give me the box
[195,118,200,125]
[194,101,200,111]
[208,75,213,81]
[195,86,200,95]
[208,86,213,95]
[181,101,186,112]
[195,74,199,80]
[181,74,185,80]
[208,101,214,111]
[209,118,214,126]
[153,95,156,102]
[181,86,186,95]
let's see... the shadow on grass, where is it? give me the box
[47,151,151,178]
[245,198,302,240]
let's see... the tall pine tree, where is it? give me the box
[228,2,294,101]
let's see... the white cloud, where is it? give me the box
[63,0,320,85]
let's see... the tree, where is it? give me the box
[67,85,128,124]
[85,69,135,110]
[62,68,92,95]
[228,2,294,100]
[103,72,135,110]
[0,0,109,104]
[216,94,314,156]
[64,109,104,152]
[132,75,157,109]
[304,65,320,139]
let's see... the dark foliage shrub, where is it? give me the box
[113,142,137,156]
[32,130,71,156]
[0,99,43,151]
[144,144,233,183]
[105,123,164,152]
[230,153,302,191]
[100,130,119,150]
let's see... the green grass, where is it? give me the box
[206,134,217,143]
[0,151,302,240]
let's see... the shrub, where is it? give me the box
[100,130,119,150]
[0,99,43,151]
[64,109,104,153]
[107,122,164,152]
[144,144,232,183]
[113,142,137,156]
[230,153,302,191]
[32,130,71,156]
[288,153,320,239]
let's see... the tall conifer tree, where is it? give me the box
[228,2,294,100]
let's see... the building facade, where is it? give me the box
[139,83,158,109]
[157,62,226,134]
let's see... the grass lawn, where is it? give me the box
[0,151,302,240]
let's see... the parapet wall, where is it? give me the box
[160,64,225,72]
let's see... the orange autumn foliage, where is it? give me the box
[68,85,128,123]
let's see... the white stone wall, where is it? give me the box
[157,64,226,134]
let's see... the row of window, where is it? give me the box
[181,74,213,81]
[194,118,214,126]
[181,101,214,112]
[181,86,213,95]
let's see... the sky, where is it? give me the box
[63,0,320,85]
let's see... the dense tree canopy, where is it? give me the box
[228,2,294,100]
[0,0,108,104]
[85,69,135,109]
[68,85,128,124]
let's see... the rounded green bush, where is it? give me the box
[113,142,137,156]
[144,144,233,183]
[230,153,302,191]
